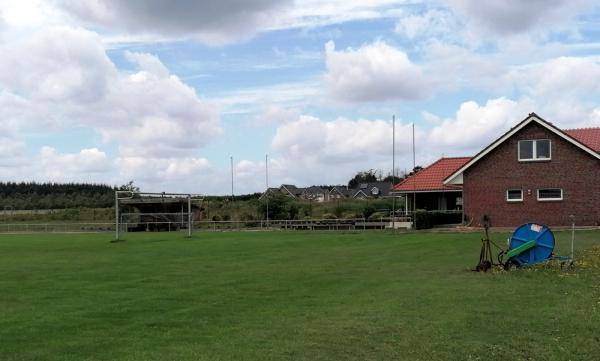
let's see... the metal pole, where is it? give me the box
[412,123,416,230]
[231,156,234,202]
[570,215,575,263]
[188,195,192,237]
[231,156,235,226]
[266,154,269,226]
[392,114,396,231]
[115,192,119,240]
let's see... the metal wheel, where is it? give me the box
[503,260,518,271]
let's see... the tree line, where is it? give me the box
[0,182,115,210]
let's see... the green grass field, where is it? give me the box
[1,229,599,361]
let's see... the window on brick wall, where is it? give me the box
[506,189,523,202]
[537,188,563,201]
[518,139,551,161]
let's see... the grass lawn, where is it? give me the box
[1,229,599,361]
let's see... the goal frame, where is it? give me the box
[115,191,203,240]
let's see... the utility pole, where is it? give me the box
[231,156,235,227]
[412,123,417,230]
[230,156,234,202]
[265,154,269,226]
[392,115,396,231]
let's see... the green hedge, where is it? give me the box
[415,211,462,230]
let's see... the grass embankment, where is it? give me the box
[1,230,599,360]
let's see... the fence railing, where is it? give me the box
[0,222,116,233]
[0,217,415,234]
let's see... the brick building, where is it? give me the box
[444,113,600,227]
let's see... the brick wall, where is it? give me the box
[464,122,600,227]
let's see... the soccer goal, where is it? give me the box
[114,191,204,240]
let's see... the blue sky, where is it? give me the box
[1,0,599,194]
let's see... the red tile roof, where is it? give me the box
[564,128,600,153]
[393,157,471,192]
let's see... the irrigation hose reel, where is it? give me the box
[474,216,572,272]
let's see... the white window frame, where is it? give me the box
[506,189,523,202]
[518,139,551,161]
[537,188,563,201]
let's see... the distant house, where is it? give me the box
[351,182,393,199]
[392,157,471,212]
[258,187,279,200]
[279,184,304,198]
[300,186,329,202]
[259,184,305,200]
[329,186,352,200]
[261,182,395,203]
[444,113,600,227]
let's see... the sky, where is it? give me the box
[1,0,599,195]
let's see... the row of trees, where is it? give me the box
[0,167,423,212]
[347,167,422,188]
[0,182,116,210]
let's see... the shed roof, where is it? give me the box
[393,157,471,193]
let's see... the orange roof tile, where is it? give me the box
[564,128,600,153]
[393,157,471,192]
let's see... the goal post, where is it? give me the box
[114,191,203,241]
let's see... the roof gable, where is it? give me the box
[444,113,600,185]
[280,184,303,197]
[329,186,351,197]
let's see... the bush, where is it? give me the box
[362,205,376,218]
[321,213,337,219]
[368,211,388,221]
[342,212,362,219]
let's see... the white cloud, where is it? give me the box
[98,52,221,157]
[509,56,600,99]
[275,0,406,30]
[504,56,600,126]
[324,40,430,103]
[0,100,26,166]
[421,40,506,93]
[117,156,210,181]
[0,27,221,188]
[267,113,417,186]
[0,11,6,32]
[273,115,413,162]
[0,26,220,169]
[0,138,25,167]
[395,9,457,40]
[427,97,533,152]
[0,26,113,105]
[39,146,111,179]
[211,79,320,115]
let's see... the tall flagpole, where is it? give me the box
[412,123,416,230]
[265,154,269,225]
[230,156,234,202]
[392,115,396,231]
[231,156,235,225]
